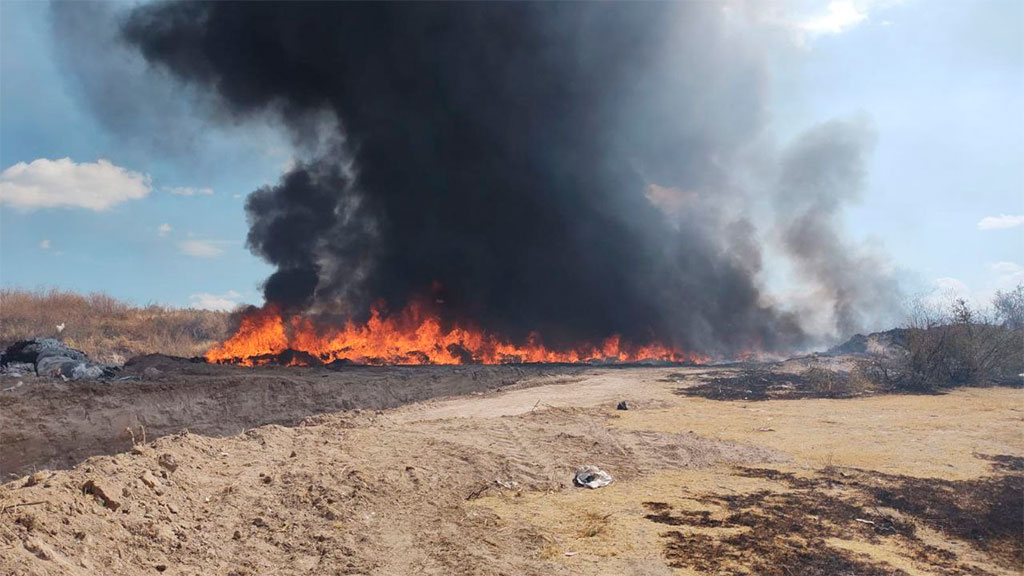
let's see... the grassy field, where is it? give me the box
[0,288,232,363]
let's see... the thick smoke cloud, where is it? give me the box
[48,0,907,354]
[48,2,290,174]
[112,1,809,355]
[774,119,903,336]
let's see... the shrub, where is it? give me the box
[866,288,1024,392]
[801,365,874,397]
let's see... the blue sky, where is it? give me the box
[769,0,1023,307]
[1,0,285,308]
[1,0,1021,311]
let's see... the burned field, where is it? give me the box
[670,367,876,401]
[669,367,876,402]
[644,463,1022,575]
[673,364,1022,402]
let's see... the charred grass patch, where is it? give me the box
[675,366,877,401]
[643,460,1022,575]
[661,530,903,576]
[976,453,1024,473]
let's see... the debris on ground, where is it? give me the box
[616,400,629,410]
[1,380,25,392]
[0,338,117,381]
[574,465,613,489]
[2,338,88,365]
[1,362,34,377]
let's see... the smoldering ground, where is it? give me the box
[52,1,901,356]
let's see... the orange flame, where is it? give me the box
[206,301,707,366]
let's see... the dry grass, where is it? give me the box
[0,288,233,364]
[578,511,613,538]
[614,386,1024,479]
[801,365,876,397]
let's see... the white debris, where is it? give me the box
[574,465,613,489]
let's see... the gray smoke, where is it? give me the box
[775,118,903,336]
[50,1,902,355]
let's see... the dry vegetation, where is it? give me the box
[0,289,232,364]
[864,288,1024,392]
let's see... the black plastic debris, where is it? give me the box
[1,338,117,381]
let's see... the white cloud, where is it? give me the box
[977,214,1024,230]
[179,240,224,258]
[0,158,151,211]
[925,267,1024,311]
[232,193,243,199]
[990,261,1024,288]
[158,223,173,237]
[990,261,1022,275]
[933,276,970,295]
[799,1,867,36]
[166,186,214,197]
[189,290,243,311]
[39,239,51,250]
[922,276,974,309]
[778,0,902,46]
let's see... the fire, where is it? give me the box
[206,301,707,366]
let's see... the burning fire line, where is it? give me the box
[206,302,707,366]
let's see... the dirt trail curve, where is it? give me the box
[392,366,711,422]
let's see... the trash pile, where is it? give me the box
[574,465,613,489]
[0,338,117,381]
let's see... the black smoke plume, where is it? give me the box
[115,2,815,355]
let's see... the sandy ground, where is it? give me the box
[1,365,1021,575]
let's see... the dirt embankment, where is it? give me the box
[0,356,589,478]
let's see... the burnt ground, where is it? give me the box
[669,367,877,401]
[0,355,591,478]
[644,460,1023,575]
[674,359,1024,403]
